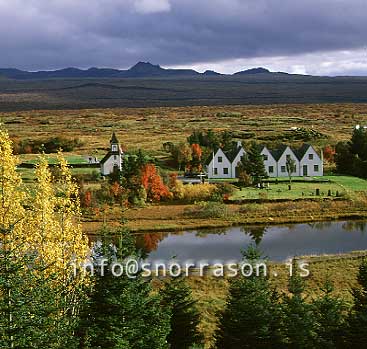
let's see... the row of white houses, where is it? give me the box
[98,133,323,179]
[206,143,323,179]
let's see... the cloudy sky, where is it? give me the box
[1,0,367,75]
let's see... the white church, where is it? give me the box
[206,143,323,179]
[100,132,124,176]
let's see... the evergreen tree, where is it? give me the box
[160,276,203,349]
[350,127,367,161]
[80,228,170,349]
[214,246,284,348]
[240,143,267,184]
[312,280,346,349]
[282,265,316,348]
[334,141,354,175]
[344,259,367,347]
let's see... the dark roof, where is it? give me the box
[294,143,311,161]
[224,146,243,162]
[110,132,119,144]
[270,144,288,161]
[100,149,122,164]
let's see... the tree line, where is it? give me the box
[335,127,367,178]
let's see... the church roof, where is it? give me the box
[110,132,119,144]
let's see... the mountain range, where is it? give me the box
[0,62,281,80]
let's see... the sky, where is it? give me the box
[0,0,367,75]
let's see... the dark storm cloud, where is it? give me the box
[0,0,366,71]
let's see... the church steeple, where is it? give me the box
[110,132,119,145]
[110,132,120,152]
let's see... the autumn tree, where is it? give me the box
[174,142,192,172]
[190,143,203,173]
[0,129,89,348]
[140,163,170,202]
[323,145,335,163]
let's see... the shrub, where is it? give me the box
[184,201,229,219]
[181,183,218,203]
[215,183,236,196]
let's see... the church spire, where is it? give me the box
[110,132,119,144]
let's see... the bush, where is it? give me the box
[13,136,83,154]
[215,183,236,196]
[184,201,229,219]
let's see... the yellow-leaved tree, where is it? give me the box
[0,127,90,348]
[0,128,26,245]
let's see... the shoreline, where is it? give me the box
[83,203,367,234]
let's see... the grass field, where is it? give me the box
[2,103,367,161]
[231,176,367,201]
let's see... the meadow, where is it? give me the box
[2,103,367,161]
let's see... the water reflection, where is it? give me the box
[146,220,367,262]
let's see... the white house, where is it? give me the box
[297,144,323,176]
[276,145,300,177]
[206,143,323,179]
[100,133,124,176]
[260,146,277,177]
[206,142,245,179]
[206,148,233,179]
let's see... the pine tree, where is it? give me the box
[344,258,367,347]
[214,246,284,348]
[282,265,316,348]
[160,276,203,349]
[81,227,170,349]
[240,143,267,184]
[312,280,346,349]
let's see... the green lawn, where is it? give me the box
[230,175,367,201]
[321,175,367,191]
[230,181,343,200]
[20,154,89,165]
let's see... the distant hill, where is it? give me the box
[0,62,286,80]
[202,70,222,76]
[233,67,271,75]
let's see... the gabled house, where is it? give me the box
[206,142,323,179]
[206,148,232,179]
[276,145,300,177]
[260,146,277,177]
[206,142,245,179]
[100,132,124,176]
[295,144,323,176]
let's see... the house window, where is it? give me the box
[218,156,223,163]
[281,165,286,173]
[309,154,314,160]
[263,154,268,161]
[112,145,118,152]
[214,168,218,175]
[223,168,229,175]
[114,155,117,160]
[314,165,319,172]
[286,154,291,160]
[268,166,274,173]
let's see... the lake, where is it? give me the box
[143,221,367,263]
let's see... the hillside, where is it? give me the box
[1,73,367,111]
